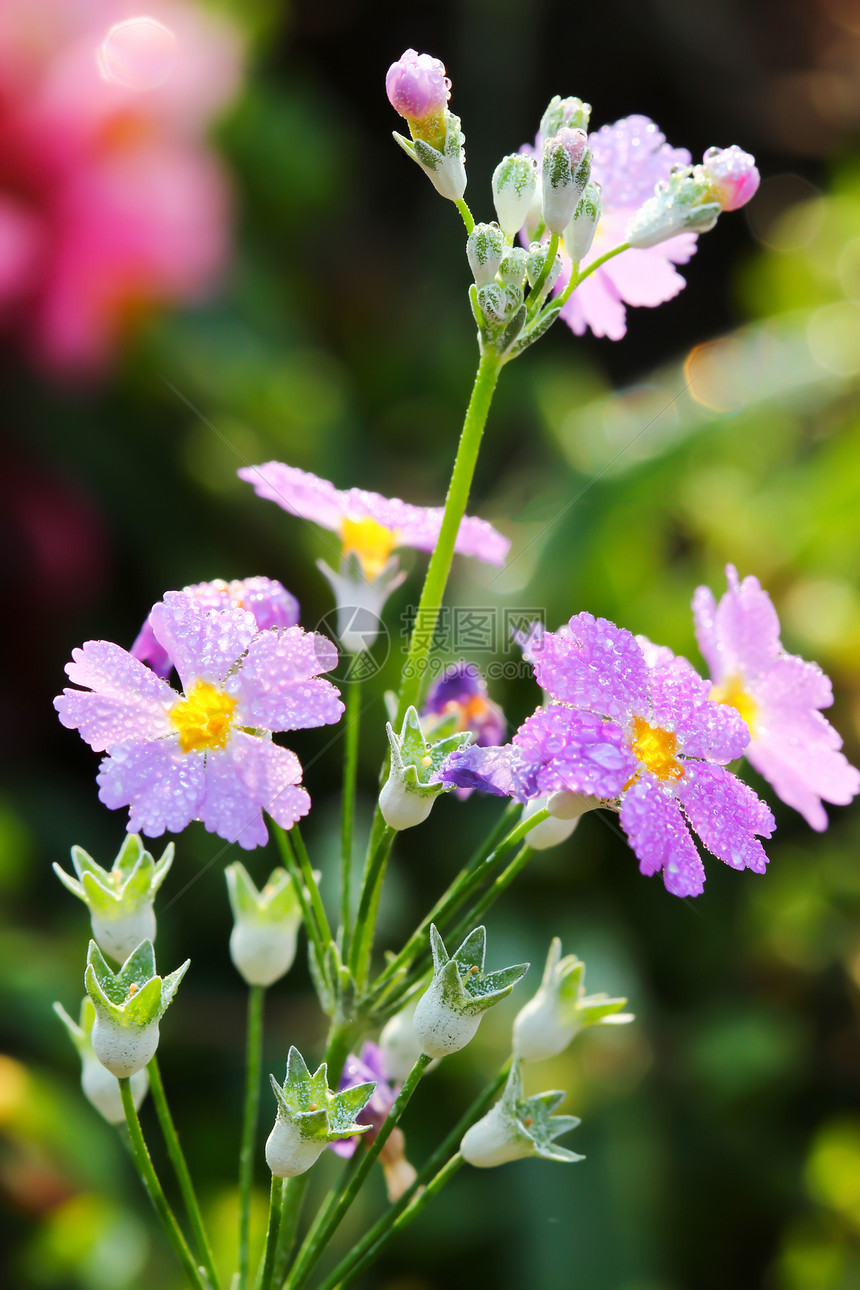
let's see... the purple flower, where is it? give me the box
[422,662,506,748]
[385,49,450,125]
[330,1042,395,1159]
[237,462,510,577]
[131,576,300,678]
[54,590,343,849]
[694,565,860,831]
[524,115,697,340]
[443,613,776,898]
[701,146,760,212]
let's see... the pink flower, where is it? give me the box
[702,146,760,212]
[385,49,450,124]
[694,565,860,832]
[54,591,344,849]
[0,0,241,376]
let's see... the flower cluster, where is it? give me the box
[0,0,241,375]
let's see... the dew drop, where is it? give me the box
[98,16,178,92]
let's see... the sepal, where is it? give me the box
[318,555,406,655]
[626,166,721,248]
[563,181,602,264]
[412,925,529,1058]
[541,128,592,234]
[539,95,592,138]
[84,938,189,1077]
[53,835,173,963]
[225,862,304,987]
[513,937,632,1061]
[379,707,473,831]
[460,1060,583,1167]
[392,109,467,202]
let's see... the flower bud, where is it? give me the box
[701,145,760,211]
[226,862,305,987]
[265,1046,375,1178]
[379,707,472,832]
[513,938,632,1062]
[379,1003,423,1083]
[460,1061,582,1168]
[54,835,173,964]
[626,167,721,249]
[562,181,602,264]
[54,998,148,1125]
[477,282,507,323]
[386,49,451,149]
[498,247,528,288]
[541,128,592,234]
[526,241,562,293]
[521,797,578,851]
[491,153,538,237]
[412,925,528,1059]
[84,939,188,1078]
[392,113,467,203]
[539,95,592,140]
[467,222,505,286]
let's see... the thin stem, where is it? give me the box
[316,1061,511,1290]
[255,1174,283,1290]
[292,825,332,948]
[455,198,475,234]
[563,241,629,299]
[239,985,266,1290]
[365,807,549,1013]
[394,349,503,725]
[272,824,326,967]
[348,824,396,989]
[147,1056,220,1290]
[447,842,535,947]
[284,1054,432,1290]
[339,677,362,960]
[119,1076,210,1290]
[270,1175,310,1290]
[527,232,560,314]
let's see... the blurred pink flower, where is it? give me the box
[0,0,241,376]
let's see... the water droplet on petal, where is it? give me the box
[98,17,178,92]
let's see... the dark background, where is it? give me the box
[3,1,860,1288]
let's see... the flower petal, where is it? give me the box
[677,761,773,874]
[711,565,781,679]
[229,627,344,731]
[229,732,311,833]
[642,642,749,762]
[692,583,721,680]
[619,777,705,897]
[748,728,859,832]
[149,591,257,691]
[529,613,649,720]
[439,744,519,797]
[55,640,174,750]
[96,740,205,838]
[513,706,636,799]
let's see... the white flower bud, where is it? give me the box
[513,939,632,1062]
[81,1053,148,1124]
[492,153,538,237]
[265,1117,328,1179]
[477,282,507,323]
[413,976,482,1059]
[521,797,578,851]
[563,182,602,265]
[379,1004,423,1083]
[526,242,561,293]
[498,247,528,288]
[91,1014,160,1079]
[626,167,721,249]
[230,921,298,988]
[379,773,436,831]
[461,1100,528,1167]
[541,129,592,234]
[467,222,505,286]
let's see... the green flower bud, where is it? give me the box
[379,707,472,831]
[225,863,306,987]
[265,1047,376,1177]
[413,926,528,1059]
[513,938,632,1062]
[461,1060,583,1167]
[84,939,189,1078]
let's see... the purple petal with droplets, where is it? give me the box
[149,591,257,691]
[228,628,343,731]
[642,643,749,762]
[96,740,206,839]
[619,777,706,897]
[55,640,174,750]
[529,613,649,720]
[677,761,773,874]
[439,743,520,797]
[512,706,636,800]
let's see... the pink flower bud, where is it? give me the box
[385,49,450,122]
[702,145,760,211]
[555,126,589,170]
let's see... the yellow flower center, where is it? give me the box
[629,717,684,783]
[340,516,398,581]
[710,674,758,734]
[170,680,238,754]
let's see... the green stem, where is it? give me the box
[119,1076,210,1290]
[239,985,266,1290]
[455,198,475,234]
[255,1174,283,1290]
[339,678,362,960]
[447,842,535,947]
[316,1060,511,1290]
[394,349,503,725]
[147,1056,220,1290]
[292,825,332,948]
[348,824,396,989]
[365,808,548,1013]
[272,824,326,968]
[527,232,559,314]
[284,1055,432,1290]
[270,1175,310,1290]
[561,241,629,302]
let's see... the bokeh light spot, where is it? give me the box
[98,17,177,92]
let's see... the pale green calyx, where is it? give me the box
[513,937,633,1062]
[460,1059,583,1167]
[53,835,173,963]
[626,166,721,249]
[84,938,189,1077]
[225,863,306,987]
[392,110,467,202]
[467,222,505,287]
[54,997,148,1123]
[379,706,473,831]
[265,1047,376,1178]
[540,95,592,139]
[413,925,529,1059]
[492,153,538,237]
[563,181,602,265]
[317,553,406,656]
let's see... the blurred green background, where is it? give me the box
[3,1,860,1288]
